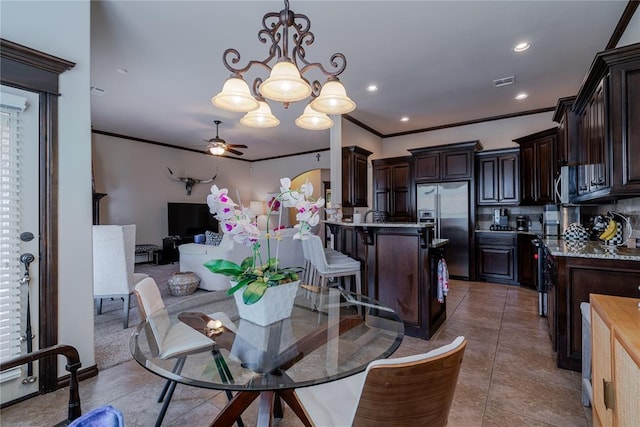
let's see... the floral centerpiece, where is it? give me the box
[204,178,324,305]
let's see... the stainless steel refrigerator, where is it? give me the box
[416,182,470,279]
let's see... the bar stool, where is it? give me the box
[304,235,361,295]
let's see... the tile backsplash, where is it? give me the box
[476,205,544,232]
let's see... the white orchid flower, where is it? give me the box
[279,177,291,192]
[300,181,314,197]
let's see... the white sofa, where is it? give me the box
[179,228,305,291]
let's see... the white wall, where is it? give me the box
[382,111,556,157]
[93,133,253,244]
[1,1,94,370]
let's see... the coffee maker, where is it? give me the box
[490,208,511,230]
[516,215,530,231]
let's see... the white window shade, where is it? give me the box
[0,107,24,382]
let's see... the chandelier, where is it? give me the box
[211,0,355,130]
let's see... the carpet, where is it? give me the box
[94,262,228,371]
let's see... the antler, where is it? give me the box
[167,168,217,195]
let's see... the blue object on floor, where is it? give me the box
[68,405,124,427]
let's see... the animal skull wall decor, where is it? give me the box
[167,167,217,195]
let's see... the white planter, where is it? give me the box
[233,280,300,326]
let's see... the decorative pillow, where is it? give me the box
[205,231,223,246]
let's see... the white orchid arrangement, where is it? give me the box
[204,177,324,304]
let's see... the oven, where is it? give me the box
[532,238,556,317]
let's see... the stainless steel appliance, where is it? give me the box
[532,239,556,317]
[559,204,580,235]
[416,182,470,279]
[543,204,560,237]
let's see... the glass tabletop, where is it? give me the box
[130,287,404,392]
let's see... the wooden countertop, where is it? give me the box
[590,294,640,368]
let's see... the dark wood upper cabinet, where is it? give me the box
[552,96,577,167]
[409,141,480,183]
[372,156,413,222]
[569,42,640,202]
[476,149,519,205]
[342,146,372,208]
[514,128,558,206]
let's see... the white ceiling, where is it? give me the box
[90,1,629,161]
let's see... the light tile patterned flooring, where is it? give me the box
[1,280,593,426]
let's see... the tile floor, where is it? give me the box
[1,280,593,426]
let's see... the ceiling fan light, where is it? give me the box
[311,79,356,114]
[211,77,260,112]
[209,145,226,156]
[260,61,312,103]
[240,100,280,128]
[295,104,334,130]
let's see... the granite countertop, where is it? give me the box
[543,239,640,261]
[476,229,539,236]
[323,220,433,229]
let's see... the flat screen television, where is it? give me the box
[167,202,218,239]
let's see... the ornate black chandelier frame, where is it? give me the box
[221,0,347,107]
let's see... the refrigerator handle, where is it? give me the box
[436,193,440,238]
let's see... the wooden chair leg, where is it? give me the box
[96,298,103,315]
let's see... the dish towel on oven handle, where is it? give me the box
[437,258,449,303]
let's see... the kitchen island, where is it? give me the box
[324,220,448,339]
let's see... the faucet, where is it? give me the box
[363,210,375,223]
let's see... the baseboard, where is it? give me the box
[1,365,97,409]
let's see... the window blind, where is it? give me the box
[0,104,24,382]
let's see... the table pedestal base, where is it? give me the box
[209,389,311,427]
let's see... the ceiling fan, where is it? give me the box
[205,120,247,156]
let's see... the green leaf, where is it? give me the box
[226,277,253,296]
[239,256,254,270]
[242,280,268,305]
[203,259,243,277]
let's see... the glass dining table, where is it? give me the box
[130,286,404,427]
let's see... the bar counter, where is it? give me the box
[323,220,447,339]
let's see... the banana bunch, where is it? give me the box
[599,219,618,241]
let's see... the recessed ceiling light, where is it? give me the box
[400,116,409,122]
[515,93,528,100]
[366,84,378,92]
[513,42,531,53]
[116,68,128,74]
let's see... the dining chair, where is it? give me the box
[93,224,148,328]
[133,277,237,427]
[294,336,467,427]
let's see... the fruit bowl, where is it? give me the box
[598,211,631,247]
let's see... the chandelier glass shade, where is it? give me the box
[259,61,312,103]
[212,0,355,130]
[211,77,260,112]
[310,79,356,114]
[240,99,280,128]
[295,104,333,130]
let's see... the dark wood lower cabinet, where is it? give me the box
[517,234,536,288]
[476,233,517,285]
[554,256,640,371]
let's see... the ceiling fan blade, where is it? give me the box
[226,148,244,156]
[228,144,248,149]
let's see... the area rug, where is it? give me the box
[94,262,227,371]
